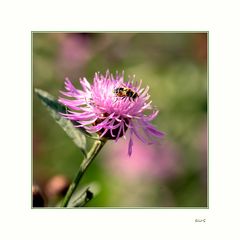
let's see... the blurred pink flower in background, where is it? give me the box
[195,120,208,187]
[196,121,207,161]
[57,33,92,73]
[102,136,182,181]
[45,175,70,199]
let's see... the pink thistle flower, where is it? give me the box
[59,71,164,156]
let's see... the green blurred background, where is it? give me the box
[33,32,207,207]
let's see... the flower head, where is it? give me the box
[59,71,164,156]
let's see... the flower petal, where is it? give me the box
[128,130,134,156]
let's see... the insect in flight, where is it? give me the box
[113,87,139,101]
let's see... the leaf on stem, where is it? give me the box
[68,182,100,207]
[35,88,88,156]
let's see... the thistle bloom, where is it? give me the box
[59,71,164,156]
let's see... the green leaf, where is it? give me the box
[68,182,100,207]
[35,88,87,156]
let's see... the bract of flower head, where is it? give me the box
[59,70,164,156]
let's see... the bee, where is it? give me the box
[113,87,138,101]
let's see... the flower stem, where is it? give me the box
[60,139,107,207]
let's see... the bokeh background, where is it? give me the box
[33,32,207,207]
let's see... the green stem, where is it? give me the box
[61,139,107,207]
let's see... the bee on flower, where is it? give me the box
[113,86,139,101]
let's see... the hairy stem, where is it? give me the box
[60,139,107,207]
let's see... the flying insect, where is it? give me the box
[113,87,139,101]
